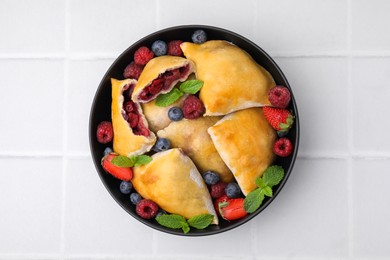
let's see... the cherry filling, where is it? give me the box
[122,84,150,137]
[138,64,191,101]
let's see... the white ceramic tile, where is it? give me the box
[274,57,349,156]
[0,60,64,153]
[0,158,62,254]
[155,222,255,257]
[69,0,157,53]
[67,59,114,154]
[351,0,390,51]
[253,158,349,257]
[64,157,154,255]
[351,58,390,154]
[352,159,390,257]
[254,0,348,54]
[0,0,65,53]
[158,0,256,40]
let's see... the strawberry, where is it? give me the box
[262,107,294,131]
[101,153,133,181]
[214,195,229,217]
[218,198,248,221]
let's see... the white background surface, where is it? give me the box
[1,0,389,259]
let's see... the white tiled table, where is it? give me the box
[1,0,389,259]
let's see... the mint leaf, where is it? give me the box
[187,214,214,229]
[156,214,187,230]
[262,186,273,197]
[255,177,266,188]
[179,80,203,94]
[182,222,190,234]
[262,165,285,188]
[244,188,265,213]
[133,155,152,166]
[156,88,184,107]
[110,156,134,167]
[129,155,138,165]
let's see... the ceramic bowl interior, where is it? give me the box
[89,25,299,236]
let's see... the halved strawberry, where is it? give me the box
[262,107,294,131]
[218,198,248,221]
[214,195,229,217]
[101,153,133,181]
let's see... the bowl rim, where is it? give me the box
[89,24,300,236]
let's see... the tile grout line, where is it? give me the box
[346,0,354,258]
[60,0,71,259]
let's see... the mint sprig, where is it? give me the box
[155,79,203,107]
[133,155,152,166]
[244,165,285,213]
[179,80,203,94]
[155,88,184,107]
[187,214,214,229]
[155,213,214,234]
[110,155,152,167]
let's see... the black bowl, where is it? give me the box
[89,25,299,236]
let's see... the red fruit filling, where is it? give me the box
[121,84,150,137]
[182,95,205,119]
[137,64,191,102]
[96,121,113,144]
[136,199,159,219]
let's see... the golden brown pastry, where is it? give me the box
[181,40,275,116]
[157,117,234,183]
[131,56,194,103]
[141,94,188,133]
[208,108,277,195]
[132,148,218,224]
[111,78,156,156]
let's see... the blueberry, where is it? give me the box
[103,147,112,156]
[130,192,142,205]
[119,181,132,194]
[192,29,207,44]
[153,138,171,152]
[156,209,167,218]
[225,182,241,198]
[277,130,289,137]
[202,170,220,186]
[168,107,184,121]
[151,40,167,56]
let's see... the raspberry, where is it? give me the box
[123,62,144,79]
[167,40,183,56]
[136,199,159,219]
[96,121,113,144]
[210,181,227,199]
[134,46,154,66]
[182,95,205,119]
[273,137,294,157]
[268,86,291,108]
